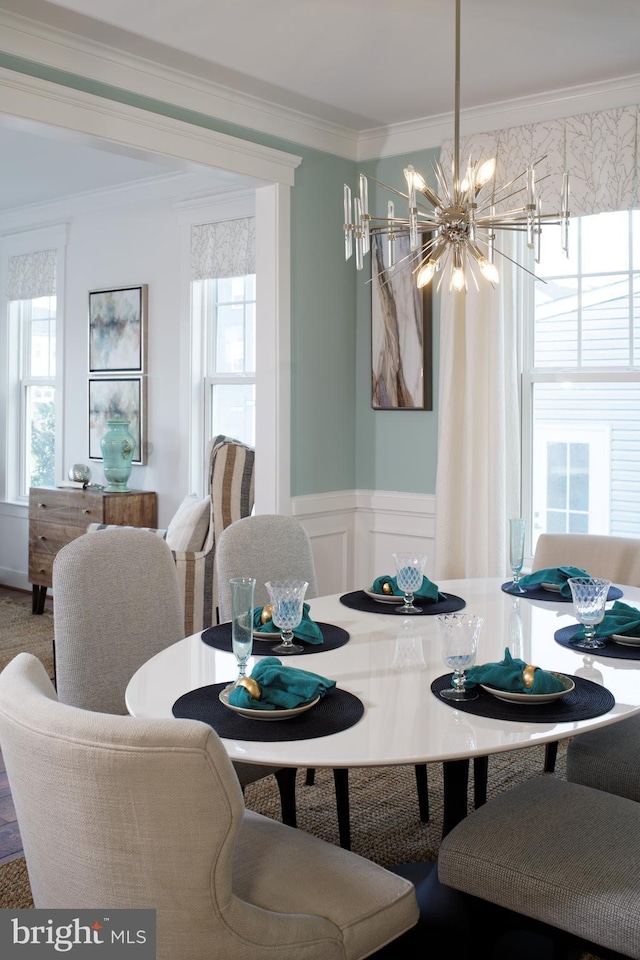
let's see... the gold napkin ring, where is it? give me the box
[260,604,273,624]
[522,665,538,689]
[236,677,261,699]
[382,582,393,594]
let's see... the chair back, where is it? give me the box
[0,653,248,959]
[216,514,318,622]
[53,528,184,713]
[532,532,640,587]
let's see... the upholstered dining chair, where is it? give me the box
[0,652,420,960]
[437,774,640,960]
[52,527,297,826]
[532,532,640,778]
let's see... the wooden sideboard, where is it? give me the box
[28,487,157,614]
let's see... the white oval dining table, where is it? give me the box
[125,577,640,839]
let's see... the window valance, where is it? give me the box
[440,104,639,217]
[190,216,255,281]
[6,248,57,301]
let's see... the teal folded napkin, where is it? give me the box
[584,600,640,639]
[518,565,589,598]
[227,656,336,711]
[465,648,566,694]
[372,574,445,603]
[253,602,324,644]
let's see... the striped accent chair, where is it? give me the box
[88,435,255,636]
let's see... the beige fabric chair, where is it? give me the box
[53,526,293,820]
[532,532,640,586]
[438,775,640,959]
[0,652,419,960]
[532,532,640,778]
[53,527,185,713]
[88,435,255,635]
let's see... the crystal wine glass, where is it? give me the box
[567,577,611,650]
[229,577,256,682]
[437,613,483,701]
[505,518,527,594]
[265,579,308,655]
[392,553,428,614]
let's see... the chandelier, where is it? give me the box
[343,0,570,292]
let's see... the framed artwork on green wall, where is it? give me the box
[371,234,432,410]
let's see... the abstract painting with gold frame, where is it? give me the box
[371,234,432,410]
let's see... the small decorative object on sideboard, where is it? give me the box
[100,418,136,492]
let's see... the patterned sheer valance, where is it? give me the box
[440,104,639,217]
[190,217,255,281]
[6,248,57,301]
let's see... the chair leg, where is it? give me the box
[473,756,488,809]
[274,768,298,828]
[333,768,351,850]
[305,768,315,786]
[414,763,429,822]
[544,741,558,773]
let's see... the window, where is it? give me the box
[523,210,640,550]
[10,295,57,495]
[2,236,62,503]
[194,274,256,447]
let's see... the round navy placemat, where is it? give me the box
[202,622,350,656]
[431,673,614,723]
[339,590,466,616]
[172,683,364,741]
[554,624,640,660]
[501,582,623,603]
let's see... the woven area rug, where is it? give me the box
[0,598,54,678]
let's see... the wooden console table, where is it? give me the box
[28,487,157,614]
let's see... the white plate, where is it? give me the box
[253,628,282,640]
[363,587,402,603]
[611,633,640,647]
[479,672,575,704]
[541,582,561,593]
[218,686,320,721]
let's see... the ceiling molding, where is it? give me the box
[0,7,359,160]
[0,66,302,188]
[1,7,639,165]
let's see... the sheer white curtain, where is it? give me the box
[434,234,520,579]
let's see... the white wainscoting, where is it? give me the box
[292,489,436,596]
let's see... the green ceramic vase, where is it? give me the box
[100,419,135,492]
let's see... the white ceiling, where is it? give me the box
[1,0,640,210]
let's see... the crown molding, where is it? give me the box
[357,74,640,161]
[0,7,360,160]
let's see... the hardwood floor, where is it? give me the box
[0,584,52,863]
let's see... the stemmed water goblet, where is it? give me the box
[437,613,483,701]
[392,553,428,614]
[265,579,308,655]
[229,576,256,683]
[567,577,611,650]
[505,518,527,594]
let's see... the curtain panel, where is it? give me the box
[190,217,255,281]
[6,249,56,301]
[440,104,640,217]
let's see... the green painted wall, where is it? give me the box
[0,53,441,498]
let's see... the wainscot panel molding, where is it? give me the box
[292,490,436,595]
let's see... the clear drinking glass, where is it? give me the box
[230,577,256,681]
[437,613,483,701]
[265,579,308,655]
[392,553,428,614]
[567,577,611,650]
[505,518,527,594]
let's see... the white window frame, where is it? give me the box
[521,210,640,555]
[0,225,67,504]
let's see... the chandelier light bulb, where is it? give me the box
[416,260,437,288]
[478,257,499,284]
